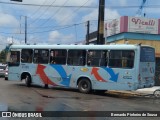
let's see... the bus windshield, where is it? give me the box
[140,47,155,62]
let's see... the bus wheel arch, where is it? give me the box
[21,72,32,87]
[77,77,92,94]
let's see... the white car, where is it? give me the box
[4,65,8,80]
[0,64,7,77]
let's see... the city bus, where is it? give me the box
[7,44,155,93]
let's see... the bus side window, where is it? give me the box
[8,51,20,66]
[42,50,49,63]
[127,51,134,68]
[50,49,67,65]
[33,49,49,64]
[109,50,122,68]
[121,50,134,68]
[87,50,107,67]
[21,49,33,63]
[11,52,20,63]
[67,50,86,66]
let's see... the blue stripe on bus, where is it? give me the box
[101,67,119,82]
[50,65,71,86]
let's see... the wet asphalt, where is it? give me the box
[0,78,160,120]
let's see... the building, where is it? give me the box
[86,16,160,85]
[105,16,160,85]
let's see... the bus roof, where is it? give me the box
[9,44,153,50]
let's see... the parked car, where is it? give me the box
[4,65,8,80]
[0,64,7,77]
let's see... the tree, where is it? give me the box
[0,49,7,63]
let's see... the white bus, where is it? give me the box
[7,44,155,93]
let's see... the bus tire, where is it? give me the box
[78,79,91,94]
[25,75,31,87]
[44,84,48,89]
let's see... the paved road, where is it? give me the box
[0,78,160,120]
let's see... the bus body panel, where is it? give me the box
[9,64,139,90]
[7,44,155,91]
[139,62,155,88]
[138,47,155,88]
[8,66,21,81]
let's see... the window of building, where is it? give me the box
[33,49,49,64]
[67,50,86,66]
[50,49,67,65]
[21,49,33,63]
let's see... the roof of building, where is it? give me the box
[106,32,160,43]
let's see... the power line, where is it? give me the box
[28,0,48,19]
[0,20,98,29]
[28,0,89,32]
[0,1,97,8]
[1,1,160,8]
[29,22,86,34]
[28,0,57,26]
[0,21,86,34]
[32,0,69,27]
[41,0,91,34]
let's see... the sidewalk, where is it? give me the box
[106,86,160,97]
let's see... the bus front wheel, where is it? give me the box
[25,75,31,87]
[78,79,91,94]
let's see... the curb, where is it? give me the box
[105,90,149,98]
[105,87,160,97]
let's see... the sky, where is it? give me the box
[0,0,160,51]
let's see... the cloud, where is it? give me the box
[23,0,96,25]
[82,8,120,32]
[0,35,21,51]
[48,31,75,44]
[50,0,96,25]
[0,13,19,27]
[82,8,120,22]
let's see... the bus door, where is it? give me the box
[49,49,68,86]
[8,50,21,81]
[139,47,155,87]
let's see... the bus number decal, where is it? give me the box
[36,64,57,86]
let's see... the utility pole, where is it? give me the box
[86,21,90,45]
[10,0,26,43]
[97,0,105,45]
[25,16,27,44]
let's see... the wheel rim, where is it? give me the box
[154,90,160,97]
[25,76,29,83]
[81,82,88,90]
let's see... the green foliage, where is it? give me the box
[0,49,7,63]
